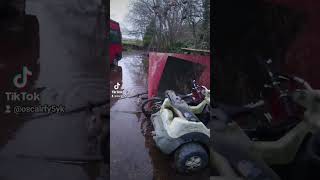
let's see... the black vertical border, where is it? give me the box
[104,0,110,178]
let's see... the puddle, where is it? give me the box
[110,51,210,180]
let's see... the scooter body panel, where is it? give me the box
[250,89,320,165]
[151,111,210,154]
[150,96,210,154]
[293,90,320,129]
[160,98,210,139]
[253,121,310,165]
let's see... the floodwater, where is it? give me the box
[110,51,210,180]
[0,0,107,180]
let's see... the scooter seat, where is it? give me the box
[166,90,200,122]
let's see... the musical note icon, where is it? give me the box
[13,66,32,89]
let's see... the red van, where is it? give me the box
[109,20,122,65]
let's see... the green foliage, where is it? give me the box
[167,41,187,53]
[143,34,152,48]
[123,39,143,46]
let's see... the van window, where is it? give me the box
[110,29,121,44]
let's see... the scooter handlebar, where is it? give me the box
[274,74,313,90]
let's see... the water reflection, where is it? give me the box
[110,51,210,180]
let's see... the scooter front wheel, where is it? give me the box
[174,143,208,173]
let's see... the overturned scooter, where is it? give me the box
[150,86,210,173]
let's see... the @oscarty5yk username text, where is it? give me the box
[4,104,66,114]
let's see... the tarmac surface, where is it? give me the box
[110,51,211,180]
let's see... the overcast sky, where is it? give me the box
[110,0,133,38]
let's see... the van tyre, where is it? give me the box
[174,143,208,173]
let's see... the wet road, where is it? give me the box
[110,51,210,180]
[0,0,107,180]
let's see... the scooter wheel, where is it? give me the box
[174,143,208,173]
